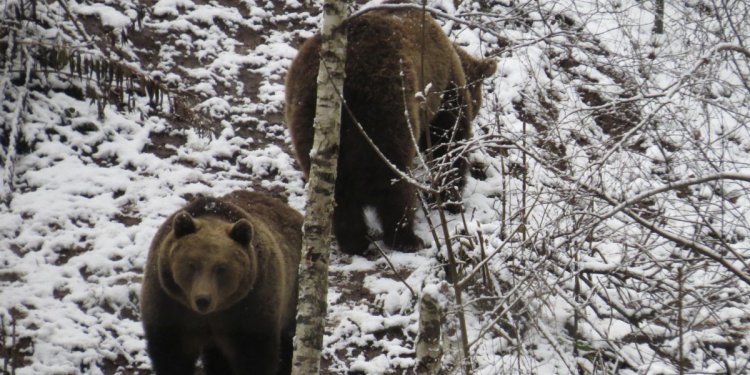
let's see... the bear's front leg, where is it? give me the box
[225,332,282,375]
[425,86,472,214]
[202,345,232,375]
[144,324,200,375]
[277,325,296,375]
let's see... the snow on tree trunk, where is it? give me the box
[290,1,347,374]
[415,286,443,375]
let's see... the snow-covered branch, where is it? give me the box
[600,172,750,225]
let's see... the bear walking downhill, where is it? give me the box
[140,190,302,375]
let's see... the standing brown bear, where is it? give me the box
[140,190,302,375]
[285,5,496,255]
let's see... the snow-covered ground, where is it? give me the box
[2,0,750,374]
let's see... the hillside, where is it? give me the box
[2,0,750,374]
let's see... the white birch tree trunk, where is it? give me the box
[415,287,443,375]
[290,1,348,374]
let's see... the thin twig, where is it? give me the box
[370,239,416,299]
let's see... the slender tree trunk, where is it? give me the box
[415,287,443,375]
[1,41,30,207]
[290,1,348,374]
[654,0,665,34]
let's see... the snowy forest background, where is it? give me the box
[2,0,750,374]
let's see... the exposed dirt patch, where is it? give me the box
[0,272,21,283]
[0,309,34,373]
[54,244,93,266]
[143,131,187,159]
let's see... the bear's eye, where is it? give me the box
[214,264,228,277]
[187,261,198,273]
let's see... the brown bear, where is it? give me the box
[284,5,496,255]
[140,190,302,375]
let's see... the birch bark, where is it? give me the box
[290,1,348,374]
[415,289,443,375]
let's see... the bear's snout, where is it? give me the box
[194,295,212,314]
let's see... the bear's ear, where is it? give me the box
[173,211,196,238]
[479,59,497,79]
[229,219,253,246]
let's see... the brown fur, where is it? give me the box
[140,191,303,375]
[285,6,496,255]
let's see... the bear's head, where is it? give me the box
[455,47,497,119]
[158,211,258,315]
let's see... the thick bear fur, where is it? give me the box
[140,190,303,375]
[285,5,496,255]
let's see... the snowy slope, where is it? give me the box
[2,0,750,374]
